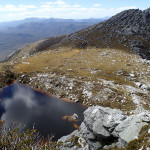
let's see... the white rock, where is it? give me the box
[129,73,135,77]
[71,113,78,120]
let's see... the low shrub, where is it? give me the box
[0,121,62,150]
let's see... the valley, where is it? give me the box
[0,18,104,62]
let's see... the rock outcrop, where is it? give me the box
[112,113,150,147]
[59,106,150,150]
[83,106,126,138]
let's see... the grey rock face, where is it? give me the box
[87,140,102,150]
[142,113,150,122]
[143,7,150,22]
[64,7,150,59]
[84,106,126,138]
[112,113,149,146]
[80,122,95,140]
[59,130,90,150]
[59,130,80,143]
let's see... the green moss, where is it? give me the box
[71,135,79,144]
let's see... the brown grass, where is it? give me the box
[2,46,150,113]
[13,47,150,84]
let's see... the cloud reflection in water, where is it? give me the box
[0,83,85,140]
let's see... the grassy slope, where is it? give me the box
[13,47,150,84]
[2,41,148,113]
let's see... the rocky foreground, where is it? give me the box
[59,106,150,150]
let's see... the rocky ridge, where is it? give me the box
[63,8,150,58]
[6,8,150,61]
[30,8,150,59]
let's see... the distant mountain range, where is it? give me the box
[0,17,108,61]
[0,18,45,29]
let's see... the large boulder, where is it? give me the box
[112,113,150,147]
[79,122,102,150]
[83,106,126,138]
[79,122,95,140]
[59,106,127,150]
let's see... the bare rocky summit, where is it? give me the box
[62,8,150,58]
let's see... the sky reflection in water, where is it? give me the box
[0,83,86,140]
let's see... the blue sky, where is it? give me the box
[0,0,149,22]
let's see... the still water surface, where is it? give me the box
[0,83,86,140]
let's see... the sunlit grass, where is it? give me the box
[2,46,150,112]
[13,47,150,84]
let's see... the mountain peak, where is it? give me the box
[143,7,150,13]
[143,7,150,22]
[51,8,150,59]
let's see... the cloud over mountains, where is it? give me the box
[0,0,137,21]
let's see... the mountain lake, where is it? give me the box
[0,83,86,140]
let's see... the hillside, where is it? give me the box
[0,18,104,61]
[53,8,150,59]
[0,8,150,149]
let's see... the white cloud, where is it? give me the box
[55,0,66,5]
[0,0,139,22]
[36,5,138,19]
[0,4,36,12]
[43,0,66,5]
[116,6,137,11]
[73,4,81,8]
[41,0,69,7]
[93,4,102,7]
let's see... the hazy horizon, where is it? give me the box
[0,16,109,23]
[0,0,149,22]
